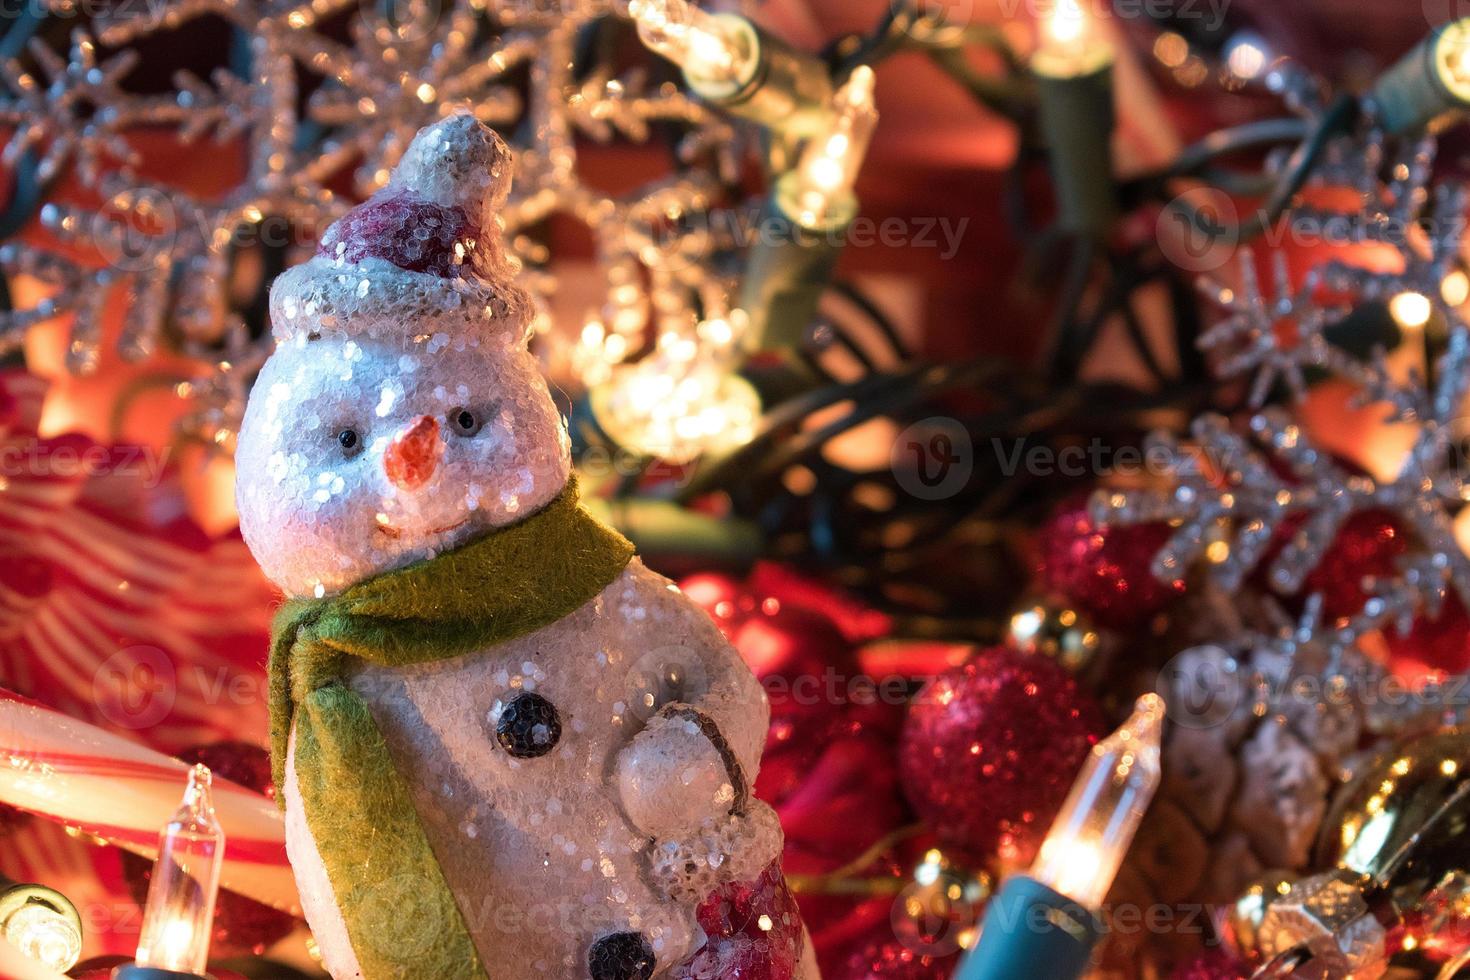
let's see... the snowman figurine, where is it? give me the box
[236,113,816,980]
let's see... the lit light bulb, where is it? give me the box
[592,312,760,463]
[133,765,225,976]
[1033,0,1114,78]
[1048,0,1085,47]
[1435,19,1470,103]
[775,66,879,231]
[1030,693,1165,910]
[628,0,757,92]
[1224,31,1270,80]
[1390,290,1434,330]
[0,883,82,974]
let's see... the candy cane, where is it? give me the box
[0,689,299,915]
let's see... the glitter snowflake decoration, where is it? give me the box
[0,0,744,450]
[1096,125,1470,674]
[1195,247,1343,408]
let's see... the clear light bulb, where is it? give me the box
[628,0,757,89]
[1032,0,1115,78]
[134,765,225,975]
[1029,693,1165,910]
[776,66,878,231]
[0,895,82,973]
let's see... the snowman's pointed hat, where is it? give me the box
[270,112,532,344]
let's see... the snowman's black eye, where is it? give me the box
[336,428,362,457]
[448,408,482,437]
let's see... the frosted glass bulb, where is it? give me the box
[134,765,225,975]
[1032,0,1115,78]
[2,902,81,973]
[628,0,756,88]
[1029,694,1164,910]
[776,66,878,231]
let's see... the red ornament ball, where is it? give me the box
[899,647,1104,867]
[1170,948,1249,980]
[1299,510,1407,621]
[838,939,955,980]
[182,739,277,802]
[1385,595,1470,676]
[121,742,296,957]
[1037,497,1184,629]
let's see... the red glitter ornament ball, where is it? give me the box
[1300,510,1407,621]
[122,742,295,957]
[1037,497,1184,629]
[899,647,1104,867]
[837,939,955,980]
[1170,948,1249,980]
[1385,595,1470,676]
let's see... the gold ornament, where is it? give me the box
[1007,597,1101,673]
[1316,730,1470,915]
[890,848,993,957]
[1229,869,1299,959]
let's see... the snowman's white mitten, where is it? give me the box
[615,705,742,839]
[647,801,785,904]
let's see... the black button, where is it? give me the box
[588,932,655,980]
[495,692,562,758]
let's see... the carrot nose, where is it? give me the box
[383,415,442,491]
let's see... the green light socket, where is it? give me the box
[1036,64,1118,238]
[1371,19,1470,135]
[686,16,834,138]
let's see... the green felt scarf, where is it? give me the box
[268,480,634,980]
